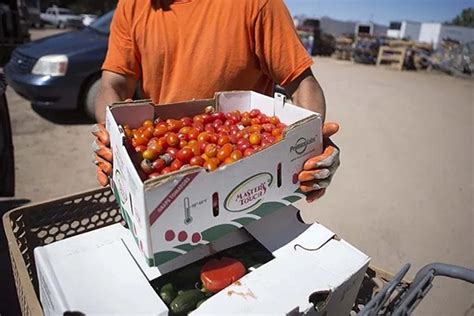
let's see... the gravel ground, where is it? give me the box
[4,32,474,315]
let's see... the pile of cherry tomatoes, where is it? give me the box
[123,109,287,180]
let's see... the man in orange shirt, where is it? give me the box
[93,0,340,202]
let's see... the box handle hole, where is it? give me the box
[277,163,282,188]
[212,192,219,217]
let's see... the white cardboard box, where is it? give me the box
[35,206,370,316]
[106,91,323,266]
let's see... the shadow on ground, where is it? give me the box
[32,106,95,125]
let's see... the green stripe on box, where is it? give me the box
[283,195,302,203]
[154,251,182,266]
[232,217,257,226]
[249,201,287,218]
[201,223,240,242]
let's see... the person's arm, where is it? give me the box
[95,71,137,123]
[283,68,326,121]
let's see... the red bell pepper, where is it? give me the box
[200,257,246,293]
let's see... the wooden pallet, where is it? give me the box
[376,46,407,71]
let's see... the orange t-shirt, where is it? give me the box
[102,0,313,104]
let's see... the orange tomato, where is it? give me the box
[217,143,233,162]
[205,144,218,158]
[249,133,262,145]
[230,150,242,161]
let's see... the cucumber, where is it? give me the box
[159,283,177,305]
[170,289,205,314]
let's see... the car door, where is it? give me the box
[0,73,15,197]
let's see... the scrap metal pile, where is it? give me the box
[429,40,474,76]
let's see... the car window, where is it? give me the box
[58,8,73,15]
[88,10,114,35]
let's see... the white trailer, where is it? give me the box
[419,23,474,48]
[387,21,422,40]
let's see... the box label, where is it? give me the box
[224,172,273,212]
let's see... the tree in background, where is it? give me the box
[450,8,474,28]
[40,0,117,15]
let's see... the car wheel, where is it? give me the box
[84,78,101,121]
[58,22,66,29]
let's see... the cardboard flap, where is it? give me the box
[109,102,155,128]
[244,205,335,258]
[273,92,286,117]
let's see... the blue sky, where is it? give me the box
[284,0,473,25]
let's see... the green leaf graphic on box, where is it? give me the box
[283,195,302,203]
[249,201,287,218]
[201,223,240,242]
[232,217,257,226]
[295,188,308,196]
[174,243,200,252]
[154,250,182,266]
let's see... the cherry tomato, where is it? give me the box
[212,119,223,130]
[170,159,183,171]
[135,145,147,153]
[134,134,148,146]
[249,125,262,133]
[190,156,205,167]
[177,133,188,141]
[259,115,270,124]
[211,112,226,122]
[217,126,230,134]
[193,122,205,132]
[142,149,158,160]
[142,119,154,128]
[161,167,173,175]
[269,116,280,125]
[166,146,178,158]
[201,153,210,161]
[223,157,235,165]
[217,144,233,162]
[241,116,251,126]
[205,124,215,133]
[193,115,205,124]
[176,148,194,163]
[203,160,218,172]
[224,119,234,127]
[124,127,133,139]
[152,159,166,172]
[157,137,169,149]
[217,135,230,146]
[198,141,208,152]
[179,139,188,148]
[188,139,198,147]
[179,126,191,134]
[180,117,193,127]
[229,135,238,144]
[167,119,183,132]
[148,172,161,179]
[201,114,212,124]
[153,124,168,137]
[210,157,221,166]
[262,123,274,133]
[208,133,219,144]
[188,128,200,140]
[249,109,261,118]
[205,144,218,158]
[230,150,242,161]
[197,132,210,142]
[249,133,262,145]
[272,128,282,137]
[244,148,255,157]
[250,118,260,125]
[166,133,180,147]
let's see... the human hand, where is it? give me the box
[92,123,113,186]
[298,122,340,203]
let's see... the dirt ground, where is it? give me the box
[4,31,474,315]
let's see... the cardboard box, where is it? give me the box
[106,91,323,266]
[35,206,370,316]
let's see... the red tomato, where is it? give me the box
[157,137,169,149]
[152,159,166,172]
[240,116,251,126]
[153,124,168,137]
[250,118,260,125]
[205,144,218,158]
[148,142,164,155]
[179,126,191,134]
[190,156,205,167]
[148,172,161,179]
[200,257,246,293]
[134,134,149,146]
[161,167,173,175]
[262,123,274,133]
[135,145,147,153]
[176,148,194,163]
[166,146,178,158]
[166,133,180,147]
[259,114,270,124]
[167,119,183,132]
[179,139,188,148]
[204,124,215,133]
[170,159,183,171]
[229,135,238,144]
[211,112,226,122]
[249,109,261,118]
[180,117,193,127]
[198,141,208,152]
[192,122,205,132]
[244,147,255,157]
[212,119,223,130]
[188,128,200,140]
[208,133,219,144]
[249,133,262,145]
[193,114,205,124]
[201,114,212,124]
